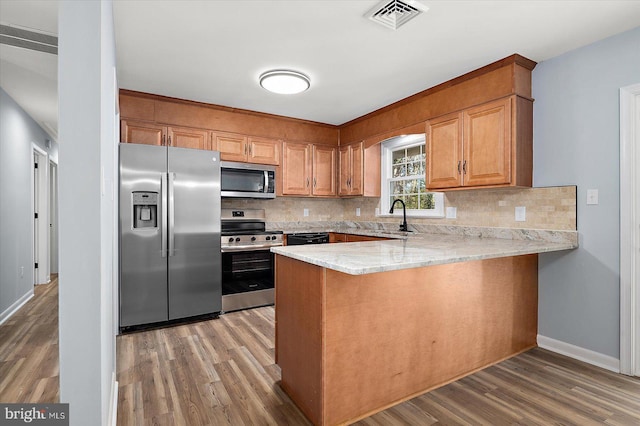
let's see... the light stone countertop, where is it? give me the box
[271,233,577,275]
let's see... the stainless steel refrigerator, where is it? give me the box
[119,143,221,329]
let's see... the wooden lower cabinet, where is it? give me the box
[275,254,538,425]
[282,142,336,196]
[330,233,390,243]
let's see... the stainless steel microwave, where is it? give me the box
[220,161,276,199]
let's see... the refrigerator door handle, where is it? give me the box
[161,173,168,258]
[168,172,176,256]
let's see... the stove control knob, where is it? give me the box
[251,236,256,242]
[228,238,234,243]
[235,237,241,242]
[266,236,271,241]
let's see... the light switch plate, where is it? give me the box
[587,189,599,205]
[303,208,309,217]
[515,206,526,222]
[356,207,361,217]
[446,207,457,219]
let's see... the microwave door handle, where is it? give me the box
[161,173,168,257]
[264,170,269,193]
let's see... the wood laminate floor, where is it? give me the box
[0,276,59,403]
[2,280,639,425]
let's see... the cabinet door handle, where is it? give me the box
[168,135,172,146]
[314,177,317,187]
[244,143,248,156]
[162,134,166,146]
[248,143,252,156]
[457,161,461,174]
[306,177,310,187]
[463,160,467,174]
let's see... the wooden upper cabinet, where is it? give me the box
[168,126,209,150]
[122,120,212,150]
[282,142,336,197]
[426,112,463,189]
[248,137,280,165]
[214,132,248,162]
[339,142,363,196]
[426,96,531,190]
[463,98,511,187]
[282,142,312,195]
[312,145,337,196]
[213,132,280,165]
[121,120,165,146]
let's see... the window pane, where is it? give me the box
[391,181,403,196]
[407,161,422,176]
[392,149,405,164]
[405,195,418,209]
[392,164,406,177]
[407,146,421,161]
[404,179,417,193]
[420,193,435,209]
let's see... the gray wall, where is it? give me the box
[0,87,58,319]
[58,1,117,425]
[534,26,640,359]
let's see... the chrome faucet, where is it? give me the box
[389,199,408,232]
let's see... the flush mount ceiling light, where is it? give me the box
[259,70,310,95]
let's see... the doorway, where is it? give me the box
[32,145,49,285]
[50,160,58,276]
[620,83,640,376]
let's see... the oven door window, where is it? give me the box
[222,250,274,295]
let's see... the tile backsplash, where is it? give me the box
[222,186,577,231]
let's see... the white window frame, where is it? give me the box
[379,134,444,218]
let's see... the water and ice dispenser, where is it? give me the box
[132,191,158,229]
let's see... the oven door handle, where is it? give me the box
[221,244,281,253]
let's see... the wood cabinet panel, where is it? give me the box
[248,137,280,165]
[214,132,248,162]
[426,112,463,189]
[338,142,363,196]
[463,97,511,186]
[312,145,337,196]
[426,96,529,190]
[168,126,209,150]
[121,120,165,146]
[282,142,312,195]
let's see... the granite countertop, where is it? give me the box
[271,233,577,275]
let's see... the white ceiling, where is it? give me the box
[1,1,640,139]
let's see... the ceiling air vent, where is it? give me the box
[365,0,428,30]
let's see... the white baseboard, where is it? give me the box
[0,289,34,325]
[109,373,118,426]
[537,334,620,373]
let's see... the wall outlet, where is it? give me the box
[375,208,380,216]
[356,207,361,217]
[515,206,526,222]
[446,206,457,219]
[303,208,309,217]
[586,189,599,205]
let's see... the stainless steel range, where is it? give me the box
[220,209,282,312]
